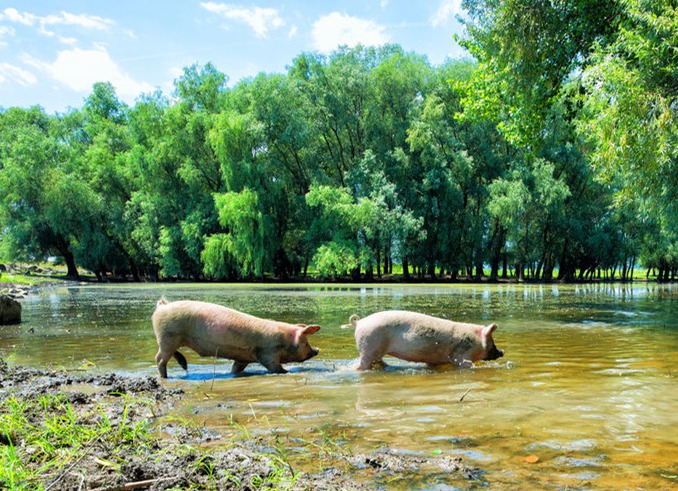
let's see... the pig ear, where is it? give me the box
[301,324,320,335]
[482,323,497,338]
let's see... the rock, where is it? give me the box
[7,287,27,299]
[0,294,21,325]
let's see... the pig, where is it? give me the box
[152,298,320,378]
[342,310,503,370]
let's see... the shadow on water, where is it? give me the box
[175,364,337,381]
[172,357,510,381]
[1,282,676,490]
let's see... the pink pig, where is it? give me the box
[152,298,320,378]
[342,310,503,370]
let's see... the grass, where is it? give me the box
[0,272,42,287]
[0,393,154,490]
[0,391,311,491]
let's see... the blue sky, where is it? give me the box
[0,1,468,114]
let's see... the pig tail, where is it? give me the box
[155,296,169,309]
[340,314,361,329]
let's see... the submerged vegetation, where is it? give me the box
[0,0,676,283]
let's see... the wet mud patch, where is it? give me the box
[0,358,485,490]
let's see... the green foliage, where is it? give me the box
[455,0,677,279]
[576,0,678,233]
[203,189,268,279]
[0,38,675,282]
[457,0,622,148]
[312,241,360,279]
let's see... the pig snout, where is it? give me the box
[307,347,320,360]
[486,345,504,361]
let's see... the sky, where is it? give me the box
[0,1,470,114]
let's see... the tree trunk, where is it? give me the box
[64,251,79,280]
[516,262,525,282]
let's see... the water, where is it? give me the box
[1,283,676,489]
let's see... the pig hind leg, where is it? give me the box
[357,354,389,370]
[356,333,389,370]
[155,346,187,378]
[155,349,173,378]
[356,346,388,370]
[174,351,188,370]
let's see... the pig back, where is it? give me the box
[356,310,481,337]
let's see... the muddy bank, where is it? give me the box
[0,359,485,490]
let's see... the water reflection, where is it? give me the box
[1,282,676,489]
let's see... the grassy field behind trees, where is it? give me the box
[1,0,676,282]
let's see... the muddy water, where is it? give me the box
[1,283,676,489]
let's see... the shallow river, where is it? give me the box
[1,283,677,490]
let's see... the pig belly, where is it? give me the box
[184,336,256,362]
[181,321,259,361]
[386,343,451,365]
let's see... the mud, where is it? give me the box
[0,359,485,490]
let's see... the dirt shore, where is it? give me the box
[0,359,484,490]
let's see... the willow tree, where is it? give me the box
[0,107,81,277]
[202,189,267,279]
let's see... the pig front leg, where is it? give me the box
[257,352,288,374]
[231,361,249,374]
[449,338,476,367]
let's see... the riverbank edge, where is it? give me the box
[0,359,486,490]
[2,271,673,295]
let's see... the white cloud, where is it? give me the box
[23,46,153,100]
[58,36,78,45]
[0,25,16,37]
[430,0,463,27]
[0,63,37,86]
[0,25,15,47]
[0,8,35,26]
[54,11,114,31]
[0,8,114,40]
[200,2,284,38]
[312,12,390,53]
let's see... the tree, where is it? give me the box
[459,0,677,274]
[202,189,268,279]
[458,0,622,149]
[0,107,80,277]
[305,185,364,278]
[139,63,229,279]
[73,82,141,280]
[347,151,424,278]
[576,0,678,234]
